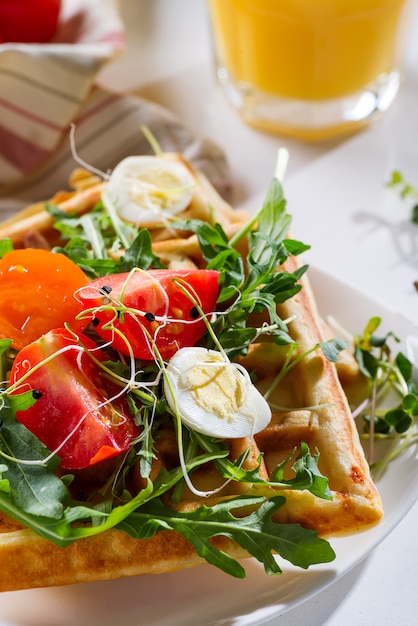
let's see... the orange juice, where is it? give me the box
[208,0,412,138]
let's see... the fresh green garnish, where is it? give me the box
[173,179,310,358]
[0,420,335,578]
[0,176,344,578]
[118,495,335,579]
[5,163,412,580]
[47,201,165,278]
[351,316,418,479]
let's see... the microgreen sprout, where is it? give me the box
[347,316,418,477]
[263,338,347,403]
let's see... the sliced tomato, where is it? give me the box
[10,328,139,470]
[0,0,61,43]
[78,269,220,360]
[0,248,89,350]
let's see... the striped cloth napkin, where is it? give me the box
[0,87,233,219]
[0,0,124,195]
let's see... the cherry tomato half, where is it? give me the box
[0,0,61,43]
[10,328,139,470]
[78,269,220,361]
[0,248,89,350]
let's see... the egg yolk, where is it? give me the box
[181,353,248,422]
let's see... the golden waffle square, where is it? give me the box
[0,153,382,591]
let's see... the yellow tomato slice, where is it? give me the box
[0,248,88,349]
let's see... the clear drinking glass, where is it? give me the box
[207,0,414,140]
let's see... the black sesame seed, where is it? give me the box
[92,317,100,327]
[99,285,112,295]
[145,312,156,322]
[189,306,199,319]
[32,389,43,400]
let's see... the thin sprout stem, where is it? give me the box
[371,430,418,481]
[367,377,378,464]
[268,401,336,413]
[264,344,296,401]
[141,126,163,155]
[264,343,322,402]
[101,188,133,250]
[228,213,259,249]
[69,123,109,179]
[172,277,227,357]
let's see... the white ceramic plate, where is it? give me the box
[0,266,416,626]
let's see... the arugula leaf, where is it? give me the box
[118,495,336,578]
[47,198,166,277]
[260,264,307,303]
[117,229,166,272]
[173,192,305,357]
[270,442,332,499]
[4,390,37,413]
[53,225,165,278]
[246,181,289,272]
[174,180,307,320]
[0,404,68,519]
[192,433,332,500]
[172,218,244,302]
[50,208,107,258]
[0,443,232,547]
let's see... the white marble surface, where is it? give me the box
[73,1,417,623]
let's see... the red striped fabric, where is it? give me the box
[0,0,124,193]
[0,88,231,222]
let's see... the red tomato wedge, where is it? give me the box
[10,328,139,470]
[78,269,220,360]
[0,248,89,350]
[0,0,61,43]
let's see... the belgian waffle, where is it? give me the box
[0,154,382,591]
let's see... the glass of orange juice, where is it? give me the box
[207,0,414,140]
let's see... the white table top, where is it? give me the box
[98,1,418,624]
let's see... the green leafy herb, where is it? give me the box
[0,174,345,578]
[0,403,68,519]
[269,442,332,499]
[118,495,336,578]
[351,317,418,477]
[48,200,165,277]
[175,179,310,359]
[192,432,332,500]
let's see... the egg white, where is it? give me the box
[107,155,195,225]
[164,347,271,438]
